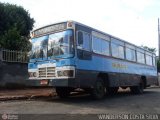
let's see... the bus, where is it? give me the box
[28,20,158,99]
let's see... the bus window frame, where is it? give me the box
[92,35,110,56]
[111,42,125,59]
[145,52,153,66]
[76,30,91,52]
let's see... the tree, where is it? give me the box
[0,2,34,51]
[140,45,156,53]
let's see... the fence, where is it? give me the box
[0,49,29,63]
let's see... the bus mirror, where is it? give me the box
[78,31,83,45]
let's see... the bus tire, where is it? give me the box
[130,82,144,94]
[91,78,106,99]
[56,87,71,98]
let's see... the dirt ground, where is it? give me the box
[0,87,160,120]
[0,87,55,100]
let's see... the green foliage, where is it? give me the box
[0,27,20,50]
[0,2,34,51]
[140,45,156,53]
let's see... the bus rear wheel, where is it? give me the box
[91,78,106,99]
[56,87,71,98]
[130,82,144,94]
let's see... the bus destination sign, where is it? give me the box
[33,23,67,37]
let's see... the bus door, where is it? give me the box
[75,30,94,87]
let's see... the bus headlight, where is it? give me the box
[56,66,75,78]
[29,72,37,77]
[57,71,63,77]
[57,70,74,77]
[33,72,37,77]
[63,70,74,76]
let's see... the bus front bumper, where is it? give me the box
[27,78,77,87]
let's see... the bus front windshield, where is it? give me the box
[30,30,74,61]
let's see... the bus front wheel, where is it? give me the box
[91,78,106,99]
[56,87,71,98]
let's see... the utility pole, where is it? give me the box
[158,18,160,59]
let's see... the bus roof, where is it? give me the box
[73,21,156,55]
[32,20,156,55]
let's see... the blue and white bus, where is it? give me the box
[28,21,158,99]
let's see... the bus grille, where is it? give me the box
[38,67,56,78]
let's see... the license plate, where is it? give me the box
[40,80,48,85]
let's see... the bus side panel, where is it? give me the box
[107,73,120,87]
[75,69,158,88]
[108,73,158,87]
[75,70,121,88]
[75,70,139,88]
[108,73,141,87]
[118,73,140,87]
[75,69,98,88]
[146,76,158,86]
[76,71,142,88]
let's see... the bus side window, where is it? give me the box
[77,31,90,51]
[137,51,145,64]
[77,31,83,46]
[77,31,92,60]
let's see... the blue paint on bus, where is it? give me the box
[28,21,157,90]
[76,55,157,76]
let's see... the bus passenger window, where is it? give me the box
[137,52,145,64]
[111,43,124,59]
[126,48,136,61]
[77,31,91,51]
[146,54,152,65]
[78,31,83,45]
[92,36,110,56]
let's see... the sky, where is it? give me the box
[1,0,160,54]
